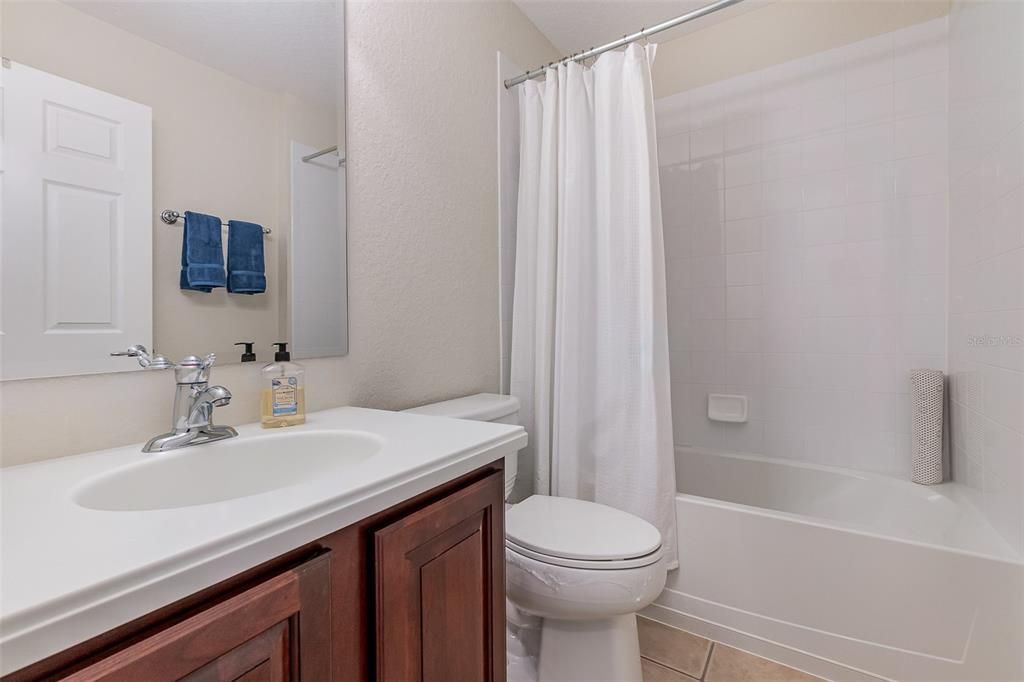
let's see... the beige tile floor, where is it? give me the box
[638,617,826,682]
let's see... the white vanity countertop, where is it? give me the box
[0,406,526,675]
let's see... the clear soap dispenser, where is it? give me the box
[261,342,306,428]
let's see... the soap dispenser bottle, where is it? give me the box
[234,341,257,363]
[261,343,306,428]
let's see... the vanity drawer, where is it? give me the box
[60,553,330,682]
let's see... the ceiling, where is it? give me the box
[64,1,340,111]
[512,0,766,58]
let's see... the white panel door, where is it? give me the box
[1,61,152,379]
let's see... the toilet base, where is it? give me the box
[537,613,642,682]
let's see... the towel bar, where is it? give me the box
[160,210,272,235]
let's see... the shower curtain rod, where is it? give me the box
[504,0,746,89]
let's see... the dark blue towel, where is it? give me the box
[227,220,266,295]
[180,211,226,292]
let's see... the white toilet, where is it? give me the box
[405,393,668,682]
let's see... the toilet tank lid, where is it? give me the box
[402,393,520,421]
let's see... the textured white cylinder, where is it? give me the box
[910,369,944,485]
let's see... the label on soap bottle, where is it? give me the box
[271,376,298,416]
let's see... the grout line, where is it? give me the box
[701,642,715,681]
[641,656,702,682]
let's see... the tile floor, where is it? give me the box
[638,617,826,682]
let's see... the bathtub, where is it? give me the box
[642,447,1024,682]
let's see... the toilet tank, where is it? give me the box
[403,393,520,498]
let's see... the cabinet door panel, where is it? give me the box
[62,554,329,682]
[420,528,486,682]
[375,471,505,682]
[183,622,289,682]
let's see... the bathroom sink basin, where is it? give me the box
[74,430,382,511]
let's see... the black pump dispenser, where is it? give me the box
[273,342,291,362]
[234,341,256,362]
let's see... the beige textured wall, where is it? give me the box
[653,0,951,98]
[0,0,559,466]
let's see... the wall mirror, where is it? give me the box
[1,0,347,380]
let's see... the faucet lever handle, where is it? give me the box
[110,344,148,358]
[110,345,175,370]
[202,353,217,370]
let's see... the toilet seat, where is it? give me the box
[506,495,663,570]
[505,538,663,570]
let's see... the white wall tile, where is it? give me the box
[903,193,948,237]
[847,161,896,204]
[690,286,727,320]
[895,154,948,196]
[688,351,727,384]
[893,113,946,159]
[727,319,762,353]
[802,131,846,173]
[664,226,691,260]
[846,200,897,241]
[895,71,948,117]
[691,222,725,256]
[689,188,725,225]
[846,121,894,167]
[727,352,764,386]
[689,254,727,288]
[947,0,1024,552]
[724,150,761,188]
[726,252,765,286]
[762,105,803,143]
[803,170,848,209]
[725,184,762,220]
[727,285,763,319]
[691,125,725,159]
[725,114,761,151]
[802,96,845,134]
[761,140,802,181]
[690,158,725,191]
[659,132,690,166]
[847,83,894,125]
[725,218,763,254]
[801,206,846,245]
[659,18,954,488]
[762,213,802,251]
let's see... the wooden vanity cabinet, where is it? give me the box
[6,463,505,682]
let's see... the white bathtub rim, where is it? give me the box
[680,446,875,482]
[676,492,1020,566]
[675,448,1022,565]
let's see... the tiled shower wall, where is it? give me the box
[656,18,949,478]
[947,0,1024,553]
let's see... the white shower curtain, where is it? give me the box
[510,44,677,566]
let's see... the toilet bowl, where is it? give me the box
[403,394,666,682]
[506,495,667,681]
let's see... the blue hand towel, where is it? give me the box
[180,211,226,292]
[227,220,266,295]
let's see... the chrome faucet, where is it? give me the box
[111,345,239,452]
